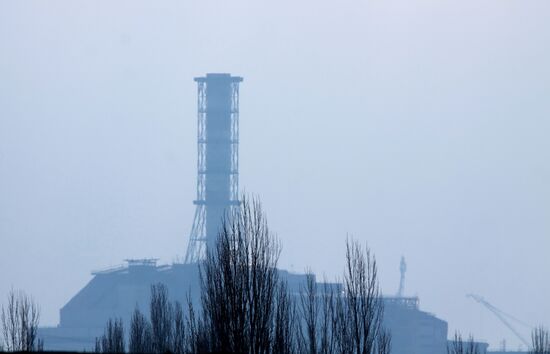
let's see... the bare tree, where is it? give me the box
[200,196,281,353]
[299,271,319,354]
[448,332,480,354]
[95,318,125,353]
[448,332,463,354]
[530,326,550,354]
[375,329,391,354]
[128,290,188,354]
[318,281,336,354]
[150,283,173,353]
[331,240,390,354]
[129,307,153,354]
[173,301,185,354]
[91,196,393,354]
[272,281,297,354]
[185,296,209,354]
[199,201,390,354]
[1,289,41,352]
[297,276,339,354]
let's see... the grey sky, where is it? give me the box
[1,0,549,350]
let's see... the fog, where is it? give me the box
[1,0,549,350]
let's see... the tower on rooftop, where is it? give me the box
[184,73,243,263]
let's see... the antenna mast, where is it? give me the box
[397,256,407,297]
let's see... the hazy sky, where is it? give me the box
[1,0,549,350]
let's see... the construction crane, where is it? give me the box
[467,294,532,348]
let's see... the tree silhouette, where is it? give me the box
[94,197,392,354]
[200,196,280,353]
[150,283,173,353]
[530,326,550,354]
[447,332,480,354]
[1,289,42,352]
[129,307,153,354]
[330,240,390,354]
[95,318,125,353]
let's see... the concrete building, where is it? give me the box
[39,260,451,353]
[38,260,310,351]
[38,74,453,353]
[384,297,448,354]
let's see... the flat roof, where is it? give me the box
[194,73,243,82]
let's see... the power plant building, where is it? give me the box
[38,73,453,354]
[39,260,450,354]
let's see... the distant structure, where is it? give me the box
[37,73,468,354]
[396,256,407,297]
[41,257,450,353]
[467,294,532,348]
[383,297,448,354]
[385,258,448,354]
[184,73,243,263]
[38,261,309,351]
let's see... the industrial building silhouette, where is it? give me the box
[38,73,452,354]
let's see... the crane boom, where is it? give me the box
[467,294,530,348]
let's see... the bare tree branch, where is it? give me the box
[95,318,125,353]
[129,307,153,354]
[200,196,281,353]
[531,326,550,354]
[150,283,173,353]
[1,289,41,352]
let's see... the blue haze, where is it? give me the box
[0,0,549,350]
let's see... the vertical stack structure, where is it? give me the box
[184,73,243,264]
[397,256,407,297]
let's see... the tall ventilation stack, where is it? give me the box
[184,73,243,263]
